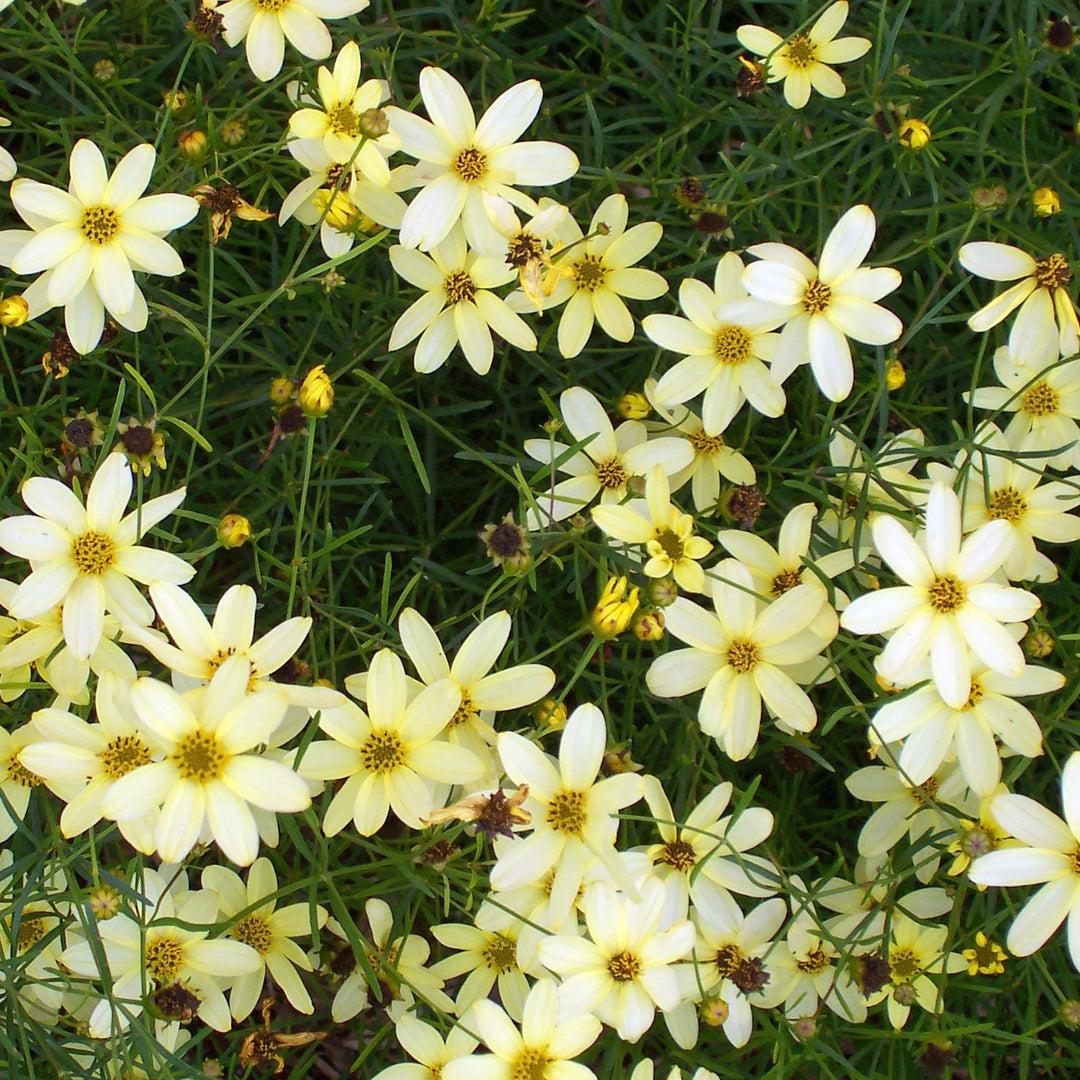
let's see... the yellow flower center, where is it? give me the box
[448,688,478,729]
[608,949,642,982]
[444,270,477,304]
[1033,253,1071,290]
[571,255,609,293]
[927,575,967,613]
[654,528,685,563]
[595,456,629,490]
[888,946,922,983]
[360,730,406,774]
[657,839,697,872]
[801,278,833,314]
[506,232,544,268]
[99,734,153,779]
[546,789,585,836]
[714,324,753,365]
[481,934,517,973]
[254,0,289,11]
[511,1049,551,1080]
[71,531,117,576]
[962,679,984,711]
[688,430,726,456]
[713,943,745,977]
[1021,381,1060,417]
[726,639,761,673]
[783,33,819,70]
[172,730,226,782]
[6,756,43,788]
[231,914,273,955]
[911,775,940,805]
[453,147,488,183]
[79,206,120,246]
[770,567,803,596]
[796,946,831,975]
[1071,848,1080,874]
[15,917,46,952]
[144,936,184,982]
[988,486,1027,523]
[327,103,360,137]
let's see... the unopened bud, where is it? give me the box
[616,392,650,420]
[359,108,389,139]
[217,513,252,549]
[270,376,295,407]
[632,609,665,641]
[298,364,334,417]
[885,359,906,390]
[92,59,117,84]
[897,118,931,149]
[1032,187,1062,216]
[590,576,640,639]
[0,295,29,327]
[178,130,208,162]
[533,698,567,731]
[1025,629,1054,658]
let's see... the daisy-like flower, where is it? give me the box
[538,878,695,1043]
[958,241,1079,355]
[0,115,15,183]
[742,204,903,401]
[371,1014,479,1080]
[736,2,870,109]
[642,384,756,514]
[296,648,484,835]
[867,655,1059,796]
[0,453,191,661]
[202,858,327,1021]
[388,224,535,375]
[482,193,569,305]
[491,704,646,923]
[217,0,371,83]
[442,978,602,1080]
[840,483,1040,709]
[524,385,693,526]
[646,559,830,760]
[0,140,198,354]
[287,42,397,178]
[17,672,167,852]
[878,914,966,1029]
[430,920,530,1020]
[591,465,713,592]
[61,868,260,1037]
[969,752,1080,970]
[643,252,787,434]
[386,67,579,252]
[540,194,668,359]
[966,313,1080,471]
[640,775,777,918]
[99,657,311,865]
[0,723,58,843]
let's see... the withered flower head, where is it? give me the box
[151,982,201,1022]
[730,955,770,994]
[194,183,273,245]
[479,511,530,568]
[421,784,531,838]
[62,409,104,453]
[676,176,706,208]
[42,329,80,378]
[1047,16,1075,51]
[735,56,767,97]
[239,999,326,1075]
[116,417,166,476]
[726,484,766,529]
[190,0,225,39]
[856,952,892,997]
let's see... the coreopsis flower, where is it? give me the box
[537,878,696,1042]
[591,465,713,592]
[966,312,1080,470]
[0,115,14,182]
[0,139,198,354]
[0,452,191,661]
[540,193,668,359]
[431,920,530,1020]
[217,0,371,82]
[491,704,646,923]
[0,723,55,842]
[642,383,756,514]
[202,858,327,1020]
[963,931,1008,975]
[482,193,569,306]
[646,559,830,760]
[958,241,1079,354]
[523,385,693,526]
[99,657,312,865]
[388,224,535,375]
[371,1014,480,1080]
[736,2,871,109]
[61,868,260,1036]
[947,796,1016,881]
[840,483,1040,709]
[742,204,903,401]
[879,914,966,1028]
[643,252,787,434]
[441,978,602,1080]
[386,67,579,251]
[287,42,396,178]
[869,653,1058,795]
[297,648,484,835]
[17,672,167,852]
[969,751,1080,969]
[640,776,777,917]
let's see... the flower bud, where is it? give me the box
[92,59,117,84]
[646,577,679,607]
[897,118,931,149]
[162,88,188,112]
[590,576,640,639]
[269,376,295,407]
[533,698,567,731]
[220,119,246,146]
[1024,629,1054,658]
[359,108,389,139]
[1032,187,1062,216]
[616,392,650,420]
[0,294,29,327]
[87,885,121,920]
[885,359,906,390]
[700,996,729,1027]
[298,364,334,417]
[217,513,252,548]
[311,189,358,232]
[178,130,208,162]
[632,609,665,641]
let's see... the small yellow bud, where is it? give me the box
[533,698,568,731]
[359,108,390,139]
[220,119,246,146]
[269,376,295,407]
[1032,186,1062,216]
[590,576,640,639]
[311,189,358,231]
[298,364,334,417]
[700,996,729,1027]
[1060,1000,1080,1027]
[1025,629,1054,658]
[162,88,188,112]
[603,742,643,774]
[632,609,665,641]
[615,392,650,420]
[0,295,29,327]
[92,59,117,84]
[87,885,122,920]
[646,577,679,607]
[885,359,906,390]
[177,130,208,162]
[792,1016,817,1040]
[972,184,1008,210]
[897,118,932,149]
[217,513,252,549]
